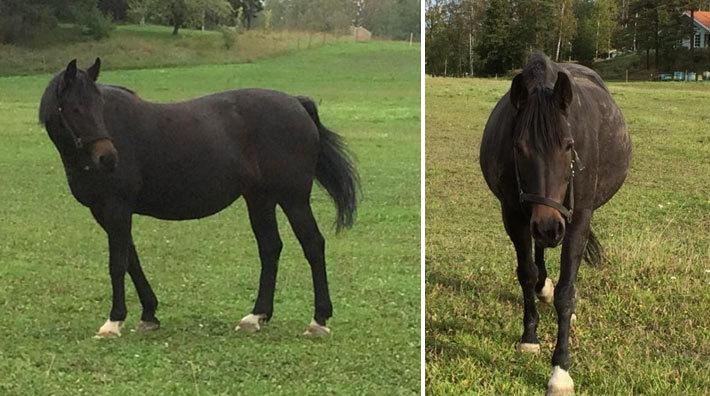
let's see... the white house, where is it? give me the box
[681,11,710,48]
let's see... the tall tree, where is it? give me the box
[477,0,519,75]
[230,0,263,29]
[149,0,232,35]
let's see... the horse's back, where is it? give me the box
[559,63,608,92]
[105,87,320,219]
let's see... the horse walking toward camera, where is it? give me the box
[479,52,630,395]
[39,58,359,338]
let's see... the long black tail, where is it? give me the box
[297,96,360,232]
[583,228,604,266]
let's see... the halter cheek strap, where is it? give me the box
[514,147,583,223]
[55,82,111,150]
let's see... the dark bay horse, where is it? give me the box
[480,52,630,395]
[39,58,359,338]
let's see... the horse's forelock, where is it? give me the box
[514,88,565,154]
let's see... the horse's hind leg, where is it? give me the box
[236,194,282,333]
[502,207,540,353]
[281,198,332,337]
[535,244,554,304]
[128,241,160,332]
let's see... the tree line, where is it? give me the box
[1,0,420,43]
[426,0,710,77]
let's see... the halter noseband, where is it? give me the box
[513,145,584,223]
[55,81,110,150]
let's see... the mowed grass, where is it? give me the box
[425,77,709,394]
[0,41,420,394]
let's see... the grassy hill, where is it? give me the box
[0,24,355,76]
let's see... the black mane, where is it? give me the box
[38,72,63,125]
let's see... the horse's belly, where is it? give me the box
[134,171,244,220]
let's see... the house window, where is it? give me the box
[694,33,701,48]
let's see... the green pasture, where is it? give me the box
[0,41,420,394]
[425,77,709,394]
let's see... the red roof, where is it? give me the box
[688,11,710,31]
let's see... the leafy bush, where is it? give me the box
[74,6,114,40]
[220,26,237,49]
[0,1,57,44]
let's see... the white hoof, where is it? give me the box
[571,313,577,323]
[302,319,331,337]
[235,313,267,332]
[516,342,541,353]
[94,319,123,338]
[546,366,574,396]
[537,278,554,304]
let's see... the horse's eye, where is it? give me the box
[565,141,573,151]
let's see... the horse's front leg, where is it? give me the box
[547,209,592,396]
[502,206,540,353]
[91,199,133,338]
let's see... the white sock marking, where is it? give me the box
[547,365,574,395]
[95,319,123,338]
[235,313,267,332]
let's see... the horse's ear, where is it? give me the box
[64,59,78,85]
[553,71,573,111]
[510,73,527,110]
[87,57,101,81]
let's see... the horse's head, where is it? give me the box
[57,58,117,172]
[510,71,575,247]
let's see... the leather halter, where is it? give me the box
[55,82,110,149]
[513,146,584,223]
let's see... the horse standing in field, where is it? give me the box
[479,52,631,395]
[39,58,359,338]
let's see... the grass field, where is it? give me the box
[0,24,352,76]
[0,41,420,394]
[425,77,709,394]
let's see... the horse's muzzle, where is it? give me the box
[531,205,565,247]
[89,139,118,173]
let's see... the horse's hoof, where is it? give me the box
[546,366,574,396]
[235,313,267,332]
[302,319,331,337]
[571,313,577,323]
[136,320,160,332]
[94,319,123,338]
[537,278,555,304]
[516,342,541,353]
